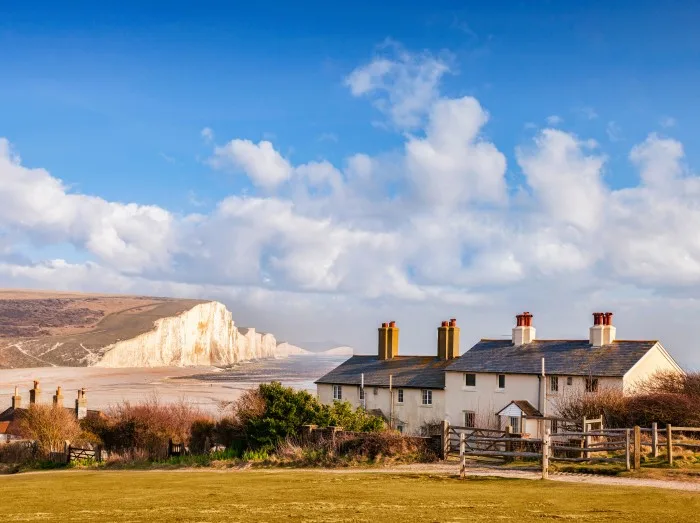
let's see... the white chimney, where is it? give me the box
[512,312,536,346]
[589,312,616,347]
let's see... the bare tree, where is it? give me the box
[18,404,81,455]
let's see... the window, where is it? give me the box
[397,425,404,434]
[585,377,599,393]
[551,420,559,434]
[332,385,342,400]
[550,376,559,393]
[359,387,365,400]
[397,389,404,403]
[421,389,433,405]
[465,373,476,387]
[509,416,520,433]
[566,376,573,386]
[498,374,506,389]
[464,411,476,428]
[373,387,378,395]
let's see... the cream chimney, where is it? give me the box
[75,388,88,420]
[437,319,460,360]
[53,386,64,406]
[512,312,536,346]
[589,312,616,347]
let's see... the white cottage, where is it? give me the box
[444,312,683,437]
[315,320,461,435]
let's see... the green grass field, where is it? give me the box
[1,470,698,522]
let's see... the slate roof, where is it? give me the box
[446,339,659,377]
[315,355,452,389]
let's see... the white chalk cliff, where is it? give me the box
[94,301,308,368]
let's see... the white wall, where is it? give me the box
[445,371,539,429]
[445,371,625,428]
[317,383,444,435]
[623,343,683,392]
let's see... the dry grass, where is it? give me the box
[0,470,698,522]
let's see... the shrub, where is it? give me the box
[0,441,37,464]
[241,382,384,451]
[17,404,82,455]
[554,387,629,427]
[189,419,216,454]
[89,396,210,458]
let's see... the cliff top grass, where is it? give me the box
[1,470,698,522]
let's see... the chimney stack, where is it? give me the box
[11,386,21,409]
[378,322,389,360]
[438,319,461,360]
[53,386,64,407]
[75,388,88,420]
[512,312,536,346]
[589,312,616,347]
[29,380,41,405]
[386,321,399,359]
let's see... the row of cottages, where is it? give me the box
[315,312,683,436]
[0,381,101,442]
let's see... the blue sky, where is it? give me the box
[1,1,700,366]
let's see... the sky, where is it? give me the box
[1,1,700,368]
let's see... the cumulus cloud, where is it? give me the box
[209,139,293,189]
[406,97,507,207]
[345,42,451,129]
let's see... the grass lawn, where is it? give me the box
[1,470,698,522]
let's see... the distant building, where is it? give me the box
[315,320,461,435]
[0,381,103,442]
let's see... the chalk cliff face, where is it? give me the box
[94,301,307,368]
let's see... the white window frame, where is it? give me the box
[359,387,365,400]
[566,376,573,386]
[465,373,476,387]
[421,389,433,406]
[497,374,506,390]
[550,375,559,393]
[509,416,520,433]
[332,384,342,400]
[397,389,404,403]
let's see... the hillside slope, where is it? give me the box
[0,290,307,368]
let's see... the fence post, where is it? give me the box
[459,432,466,479]
[625,429,631,471]
[541,429,550,480]
[582,416,590,459]
[440,420,449,460]
[633,426,641,471]
[666,425,673,466]
[651,422,658,458]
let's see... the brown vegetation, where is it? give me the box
[555,371,700,428]
[17,404,82,454]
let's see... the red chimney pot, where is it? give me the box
[449,318,456,327]
[389,321,396,328]
[381,322,388,328]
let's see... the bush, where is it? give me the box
[554,371,700,428]
[17,404,82,455]
[87,396,210,458]
[189,419,216,454]
[241,382,384,451]
[0,441,37,464]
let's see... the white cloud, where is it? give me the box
[575,106,598,120]
[209,139,293,189]
[406,97,507,207]
[546,115,563,126]
[201,127,214,143]
[606,121,622,142]
[345,42,451,129]
[517,129,606,231]
[659,116,676,128]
